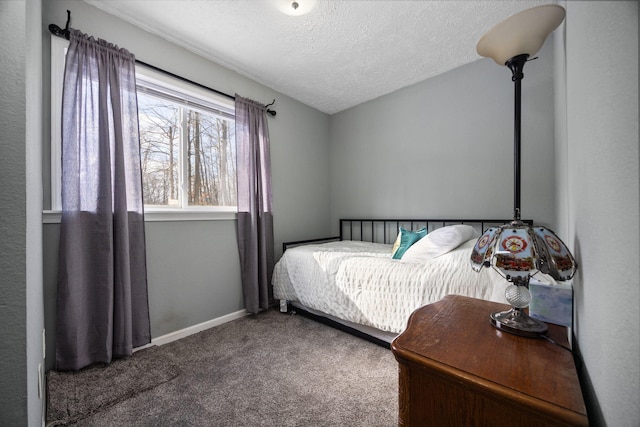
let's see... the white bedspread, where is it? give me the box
[272,239,509,334]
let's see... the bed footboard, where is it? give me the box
[282,236,340,253]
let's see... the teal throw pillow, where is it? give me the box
[391,227,428,259]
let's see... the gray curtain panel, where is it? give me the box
[56,29,150,371]
[235,95,275,314]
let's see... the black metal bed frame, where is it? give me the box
[279,217,533,348]
[338,218,533,244]
[283,218,533,253]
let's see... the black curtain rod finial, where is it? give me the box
[265,99,277,117]
[49,9,71,39]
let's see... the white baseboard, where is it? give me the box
[135,309,249,351]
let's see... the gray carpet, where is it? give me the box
[47,345,181,425]
[46,310,398,426]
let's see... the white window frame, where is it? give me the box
[47,36,237,222]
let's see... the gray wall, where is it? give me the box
[561,2,639,426]
[1,3,28,423]
[1,0,46,426]
[42,1,331,369]
[329,41,557,231]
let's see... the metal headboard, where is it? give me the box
[339,218,533,245]
[282,218,533,252]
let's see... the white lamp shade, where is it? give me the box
[476,4,565,65]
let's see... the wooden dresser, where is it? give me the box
[391,295,588,426]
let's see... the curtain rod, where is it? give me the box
[48,10,276,117]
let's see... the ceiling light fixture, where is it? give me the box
[470,5,577,338]
[277,0,316,16]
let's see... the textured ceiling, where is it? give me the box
[83,0,552,114]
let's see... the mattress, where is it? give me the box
[272,239,509,334]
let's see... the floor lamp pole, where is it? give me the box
[507,54,528,222]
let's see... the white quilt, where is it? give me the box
[272,239,509,334]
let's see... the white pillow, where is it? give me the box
[401,224,479,263]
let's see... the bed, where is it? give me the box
[272,218,534,346]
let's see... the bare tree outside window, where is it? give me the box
[187,111,236,206]
[138,94,180,206]
[138,90,236,208]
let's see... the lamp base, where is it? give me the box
[490,307,548,338]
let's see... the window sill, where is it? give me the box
[43,209,237,223]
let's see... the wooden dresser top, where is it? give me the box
[392,295,587,422]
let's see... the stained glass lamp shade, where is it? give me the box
[470,5,577,338]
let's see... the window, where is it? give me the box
[136,69,237,210]
[49,36,237,221]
